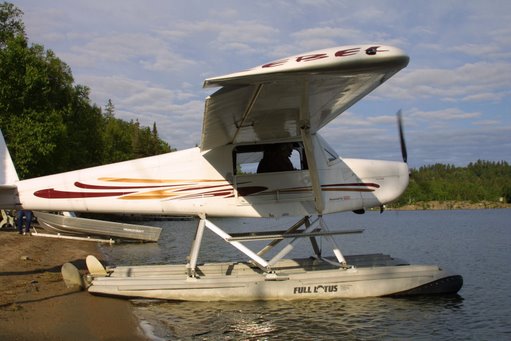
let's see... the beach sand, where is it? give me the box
[0,228,146,340]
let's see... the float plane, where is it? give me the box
[0,45,463,300]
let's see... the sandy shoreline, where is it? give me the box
[0,228,146,340]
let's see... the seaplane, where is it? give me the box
[0,44,463,301]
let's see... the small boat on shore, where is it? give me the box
[34,211,162,242]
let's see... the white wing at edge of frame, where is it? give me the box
[200,45,409,151]
[0,129,19,209]
[0,129,19,185]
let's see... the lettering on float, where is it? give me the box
[293,284,340,294]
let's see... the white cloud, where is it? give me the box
[64,33,196,73]
[377,62,511,103]
[410,108,481,121]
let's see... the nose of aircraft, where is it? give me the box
[364,159,409,207]
[382,160,409,204]
[341,158,410,209]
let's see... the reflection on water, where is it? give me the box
[101,209,511,340]
[132,295,465,340]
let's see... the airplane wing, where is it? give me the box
[201,45,409,151]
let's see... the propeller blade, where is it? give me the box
[397,110,408,163]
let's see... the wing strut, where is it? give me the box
[299,80,324,213]
[230,84,263,145]
[186,216,359,277]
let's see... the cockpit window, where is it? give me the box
[233,142,307,175]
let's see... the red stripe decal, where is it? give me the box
[74,181,169,190]
[34,188,135,199]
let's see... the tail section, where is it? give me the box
[0,129,19,184]
[0,129,19,208]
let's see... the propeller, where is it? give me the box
[355,110,409,216]
[397,109,408,163]
[379,110,408,215]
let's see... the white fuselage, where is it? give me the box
[14,134,408,218]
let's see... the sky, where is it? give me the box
[12,0,511,168]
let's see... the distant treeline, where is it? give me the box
[393,160,511,206]
[0,3,172,179]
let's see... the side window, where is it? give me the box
[323,146,338,162]
[235,149,263,175]
[234,142,308,175]
[317,135,340,165]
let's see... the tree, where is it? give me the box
[101,102,132,164]
[0,34,71,177]
[104,99,115,118]
[0,1,24,47]
[100,100,173,164]
[60,85,104,171]
[392,161,511,206]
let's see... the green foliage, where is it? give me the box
[0,1,24,47]
[0,3,173,179]
[394,160,511,206]
[0,33,72,177]
[101,106,173,164]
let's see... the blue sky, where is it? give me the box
[13,0,511,168]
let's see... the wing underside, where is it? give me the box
[200,45,409,151]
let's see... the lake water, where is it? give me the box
[100,209,511,340]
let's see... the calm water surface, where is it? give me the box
[101,209,511,340]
